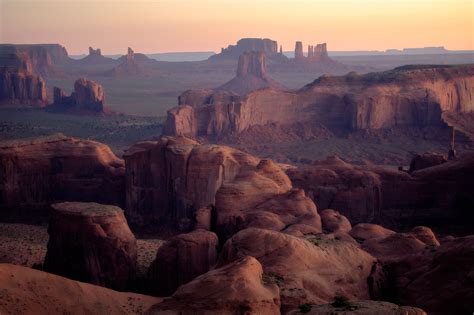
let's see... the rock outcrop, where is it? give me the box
[124,136,259,230]
[320,209,352,233]
[43,202,137,290]
[0,263,161,315]
[209,37,287,63]
[287,153,474,233]
[147,229,218,296]
[0,135,125,214]
[295,41,304,60]
[147,256,281,314]
[408,152,446,172]
[215,159,322,240]
[165,65,474,141]
[218,228,383,312]
[216,51,286,95]
[105,47,149,77]
[77,47,116,65]
[0,48,47,106]
[51,78,105,113]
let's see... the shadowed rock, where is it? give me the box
[43,202,137,290]
[51,78,105,113]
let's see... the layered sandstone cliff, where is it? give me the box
[0,49,47,106]
[165,65,474,139]
[209,38,287,63]
[0,135,125,214]
[216,51,286,95]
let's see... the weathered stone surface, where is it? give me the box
[147,229,218,296]
[105,47,150,77]
[218,228,382,312]
[43,202,137,290]
[147,256,281,314]
[320,209,352,233]
[51,78,105,113]
[0,49,47,106]
[0,135,125,214]
[349,223,395,242]
[388,236,474,315]
[409,152,446,172]
[165,65,474,140]
[124,136,259,230]
[287,300,426,315]
[209,37,286,63]
[215,159,321,240]
[0,264,161,315]
[216,51,286,95]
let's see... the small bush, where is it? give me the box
[331,295,356,310]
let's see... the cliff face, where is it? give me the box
[0,50,47,106]
[216,51,286,95]
[165,65,474,139]
[209,38,288,63]
[0,135,125,214]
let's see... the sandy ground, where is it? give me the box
[0,222,163,276]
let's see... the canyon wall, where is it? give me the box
[165,65,474,139]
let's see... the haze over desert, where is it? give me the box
[0,0,473,314]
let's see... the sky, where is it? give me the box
[1,0,473,55]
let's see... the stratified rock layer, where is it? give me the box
[165,65,474,140]
[43,202,137,290]
[0,135,125,214]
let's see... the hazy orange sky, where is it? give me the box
[1,0,473,55]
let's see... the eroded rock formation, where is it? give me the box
[165,65,474,140]
[51,78,105,113]
[105,47,150,77]
[43,202,137,290]
[218,228,383,312]
[147,256,281,314]
[0,48,47,106]
[0,135,125,214]
[216,51,286,95]
[209,38,287,63]
[287,153,474,233]
[147,229,218,296]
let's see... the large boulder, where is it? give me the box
[320,209,352,233]
[146,256,280,314]
[43,202,137,290]
[147,229,218,296]
[218,228,382,312]
[0,264,161,315]
[0,135,125,215]
[215,159,322,240]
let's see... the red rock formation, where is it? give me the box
[0,264,161,314]
[77,46,116,65]
[0,135,125,214]
[215,159,322,240]
[409,152,446,172]
[320,209,352,233]
[147,229,218,296]
[295,41,304,60]
[123,136,260,230]
[105,47,149,77]
[216,51,286,95]
[349,223,395,242]
[165,65,474,140]
[209,37,287,63]
[43,202,137,290]
[147,256,281,314]
[388,236,474,315]
[51,78,105,113]
[0,49,47,106]
[218,228,383,312]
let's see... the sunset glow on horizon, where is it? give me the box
[1,0,473,55]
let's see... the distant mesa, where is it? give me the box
[0,47,47,106]
[209,38,288,63]
[104,47,150,77]
[216,51,286,95]
[117,47,158,66]
[50,78,106,114]
[77,46,116,65]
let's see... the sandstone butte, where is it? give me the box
[50,78,106,113]
[216,51,286,95]
[104,47,151,77]
[164,64,474,141]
